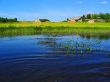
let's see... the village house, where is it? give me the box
[67,16,107,23]
[67,16,83,23]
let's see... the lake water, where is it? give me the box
[0,34,110,82]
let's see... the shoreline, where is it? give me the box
[0,22,110,37]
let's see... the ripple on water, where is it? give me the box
[0,35,110,82]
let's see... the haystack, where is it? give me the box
[68,19,76,23]
[88,20,95,24]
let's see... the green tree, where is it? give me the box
[105,13,110,22]
[39,19,50,22]
[92,14,98,19]
[0,17,18,23]
[86,14,92,19]
[82,15,86,21]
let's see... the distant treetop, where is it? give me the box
[0,17,18,23]
[82,13,110,22]
[39,19,50,22]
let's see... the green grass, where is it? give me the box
[0,22,110,36]
[0,22,110,28]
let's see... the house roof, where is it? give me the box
[68,16,82,20]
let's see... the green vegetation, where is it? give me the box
[39,19,50,22]
[0,17,17,23]
[82,13,110,22]
[58,39,94,55]
[0,22,110,28]
[0,22,110,36]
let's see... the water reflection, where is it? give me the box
[0,27,110,40]
[36,35,110,56]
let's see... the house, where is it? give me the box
[67,16,82,23]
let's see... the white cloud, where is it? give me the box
[100,1,108,4]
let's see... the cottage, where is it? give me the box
[67,16,82,23]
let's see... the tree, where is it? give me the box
[92,14,98,19]
[82,15,86,21]
[99,13,105,19]
[86,14,92,19]
[0,17,18,23]
[39,19,50,22]
[105,13,110,22]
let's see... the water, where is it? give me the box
[0,34,110,82]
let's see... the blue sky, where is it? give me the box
[0,0,110,21]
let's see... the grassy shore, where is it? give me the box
[0,22,110,28]
[0,22,110,36]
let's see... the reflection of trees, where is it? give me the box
[36,34,110,56]
[37,36,67,54]
[0,28,110,40]
[37,37,57,47]
[79,34,110,40]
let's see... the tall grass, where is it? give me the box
[0,22,110,28]
[0,22,110,36]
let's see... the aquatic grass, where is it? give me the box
[59,38,102,55]
[86,48,92,52]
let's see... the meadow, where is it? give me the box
[0,22,110,36]
[0,22,110,28]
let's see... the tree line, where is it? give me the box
[39,19,50,22]
[82,13,110,22]
[0,17,17,23]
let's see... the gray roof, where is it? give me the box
[69,16,82,20]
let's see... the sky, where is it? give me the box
[0,0,110,21]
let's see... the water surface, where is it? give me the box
[0,34,110,82]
